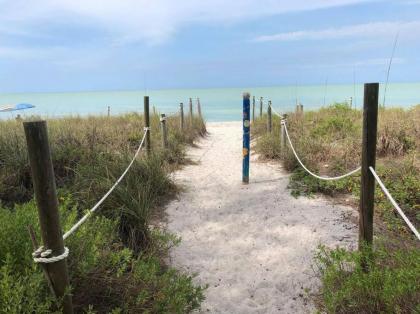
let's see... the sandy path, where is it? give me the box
[166,121,357,314]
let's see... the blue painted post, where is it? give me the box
[242,93,251,184]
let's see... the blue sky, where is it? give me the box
[1,0,420,92]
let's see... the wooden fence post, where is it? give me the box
[280,114,287,153]
[144,96,151,154]
[189,97,193,125]
[197,98,202,120]
[160,114,168,149]
[252,96,255,123]
[107,106,110,117]
[359,83,379,257]
[23,121,74,314]
[267,100,272,133]
[180,102,184,130]
[259,97,263,118]
[243,93,251,184]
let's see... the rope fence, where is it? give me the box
[249,90,419,242]
[369,167,420,240]
[23,96,204,311]
[282,120,361,181]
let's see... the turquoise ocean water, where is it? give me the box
[0,83,419,122]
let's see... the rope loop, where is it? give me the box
[160,116,166,122]
[32,246,69,264]
[143,127,150,131]
[282,120,361,181]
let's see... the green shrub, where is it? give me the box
[316,245,420,314]
[0,199,205,313]
[0,113,206,312]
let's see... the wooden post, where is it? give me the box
[259,97,263,118]
[160,114,168,149]
[23,121,73,314]
[243,93,251,184]
[252,96,255,122]
[144,96,151,154]
[197,98,202,120]
[189,97,193,125]
[300,103,304,115]
[267,100,272,133]
[280,114,287,153]
[359,83,379,254]
[180,103,184,130]
[107,106,110,117]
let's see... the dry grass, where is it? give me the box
[253,103,420,313]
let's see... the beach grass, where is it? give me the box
[0,112,206,312]
[252,103,420,313]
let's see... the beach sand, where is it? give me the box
[165,121,357,314]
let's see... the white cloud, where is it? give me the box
[254,21,420,42]
[0,0,372,44]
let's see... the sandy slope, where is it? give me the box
[166,121,357,314]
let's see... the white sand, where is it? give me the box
[166,121,357,314]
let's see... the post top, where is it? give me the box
[23,119,46,126]
[243,92,250,99]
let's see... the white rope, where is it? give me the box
[32,129,149,263]
[62,129,149,240]
[282,121,361,181]
[268,102,283,118]
[32,246,69,264]
[369,166,420,240]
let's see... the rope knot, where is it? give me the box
[32,246,69,264]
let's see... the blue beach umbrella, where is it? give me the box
[0,103,35,112]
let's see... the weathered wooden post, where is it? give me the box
[359,83,379,263]
[259,97,263,118]
[107,106,110,117]
[23,121,73,314]
[300,103,304,115]
[197,98,202,120]
[243,93,251,184]
[144,96,151,154]
[267,100,272,133]
[189,97,193,125]
[180,102,184,130]
[252,96,256,122]
[280,114,287,153]
[160,113,168,149]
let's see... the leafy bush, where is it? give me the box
[315,245,420,314]
[0,199,205,313]
[0,113,206,312]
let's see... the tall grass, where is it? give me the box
[253,103,419,235]
[253,103,419,313]
[0,111,206,312]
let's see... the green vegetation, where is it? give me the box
[0,112,206,313]
[315,244,420,314]
[253,103,420,313]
